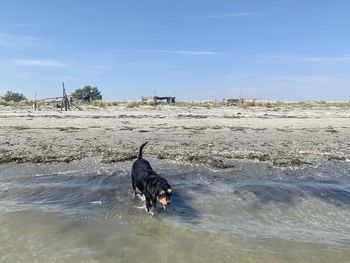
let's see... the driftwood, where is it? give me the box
[32,82,83,111]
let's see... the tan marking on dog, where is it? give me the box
[158,197,168,206]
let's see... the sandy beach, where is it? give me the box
[1,105,349,168]
[1,104,350,262]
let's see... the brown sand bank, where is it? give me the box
[0,105,349,168]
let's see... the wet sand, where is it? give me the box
[0,105,349,167]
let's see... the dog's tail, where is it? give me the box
[138,142,149,159]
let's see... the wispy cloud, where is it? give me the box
[225,72,350,100]
[90,65,109,70]
[300,56,350,62]
[12,59,67,67]
[206,12,259,18]
[137,49,223,56]
[0,33,47,49]
[255,55,350,63]
[5,22,30,28]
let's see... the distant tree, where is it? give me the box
[71,86,102,102]
[1,91,27,102]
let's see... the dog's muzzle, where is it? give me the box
[162,203,169,210]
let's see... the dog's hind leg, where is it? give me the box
[131,177,136,197]
[137,193,145,201]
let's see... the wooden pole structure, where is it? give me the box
[32,82,83,111]
[61,82,64,111]
[33,92,37,111]
[61,82,71,111]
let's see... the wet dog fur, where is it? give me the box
[131,142,172,212]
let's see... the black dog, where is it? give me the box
[131,142,172,213]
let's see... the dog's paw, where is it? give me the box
[135,204,146,210]
[147,209,154,216]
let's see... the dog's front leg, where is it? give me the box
[145,199,154,215]
[145,198,152,212]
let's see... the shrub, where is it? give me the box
[2,91,27,102]
[71,86,102,102]
[126,101,140,108]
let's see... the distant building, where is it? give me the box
[141,96,176,104]
[223,98,244,105]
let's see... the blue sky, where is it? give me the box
[0,0,350,101]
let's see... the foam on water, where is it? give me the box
[0,160,350,262]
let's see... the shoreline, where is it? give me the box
[1,105,349,168]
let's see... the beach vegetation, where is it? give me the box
[71,86,102,102]
[1,91,27,102]
[126,101,141,108]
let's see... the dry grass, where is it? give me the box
[1,98,349,110]
[237,100,350,110]
[279,101,350,110]
[0,99,31,107]
[171,101,217,108]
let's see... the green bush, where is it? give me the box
[71,86,102,102]
[2,91,27,102]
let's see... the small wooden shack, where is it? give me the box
[141,96,176,104]
[223,98,244,105]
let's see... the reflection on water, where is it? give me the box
[0,160,350,262]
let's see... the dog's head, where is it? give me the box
[157,186,172,210]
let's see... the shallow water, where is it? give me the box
[0,160,350,262]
